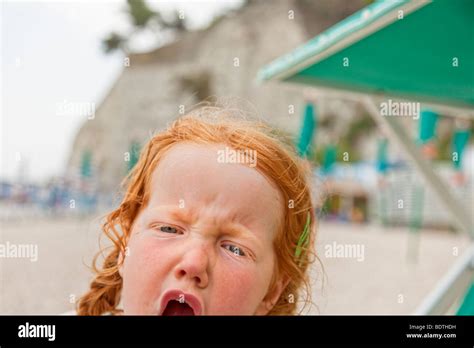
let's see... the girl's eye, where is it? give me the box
[223,244,246,257]
[155,225,180,234]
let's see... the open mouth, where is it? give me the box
[159,290,203,316]
[162,300,195,316]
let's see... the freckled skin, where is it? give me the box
[120,143,285,315]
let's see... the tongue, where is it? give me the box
[162,300,195,316]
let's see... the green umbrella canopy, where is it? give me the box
[297,102,317,157]
[80,150,92,178]
[128,141,141,172]
[258,0,474,109]
[418,109,439,144]
[452,129,470,170]
[376,138,389,173]
[322,144,337,174]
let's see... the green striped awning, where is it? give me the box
[258,0,474,109]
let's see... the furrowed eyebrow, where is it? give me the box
[169,208,194,223]
[143,206,194,224]
[221,222,262,249]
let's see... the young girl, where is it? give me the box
[77,105,316,315]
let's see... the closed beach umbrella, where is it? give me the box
[297,102,317,158]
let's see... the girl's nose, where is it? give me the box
[173,241,212,288]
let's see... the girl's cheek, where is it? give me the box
[123,235,170,290]
[122,234,176,313]
[212,262,265,313]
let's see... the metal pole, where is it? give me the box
[363,97,473,238]
[414,245,474,315]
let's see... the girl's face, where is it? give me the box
[120,142,286,315]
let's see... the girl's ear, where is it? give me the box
[255,275,290,315]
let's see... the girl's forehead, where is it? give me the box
[147,142,283,232]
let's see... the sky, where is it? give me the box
[0,0,243,183]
